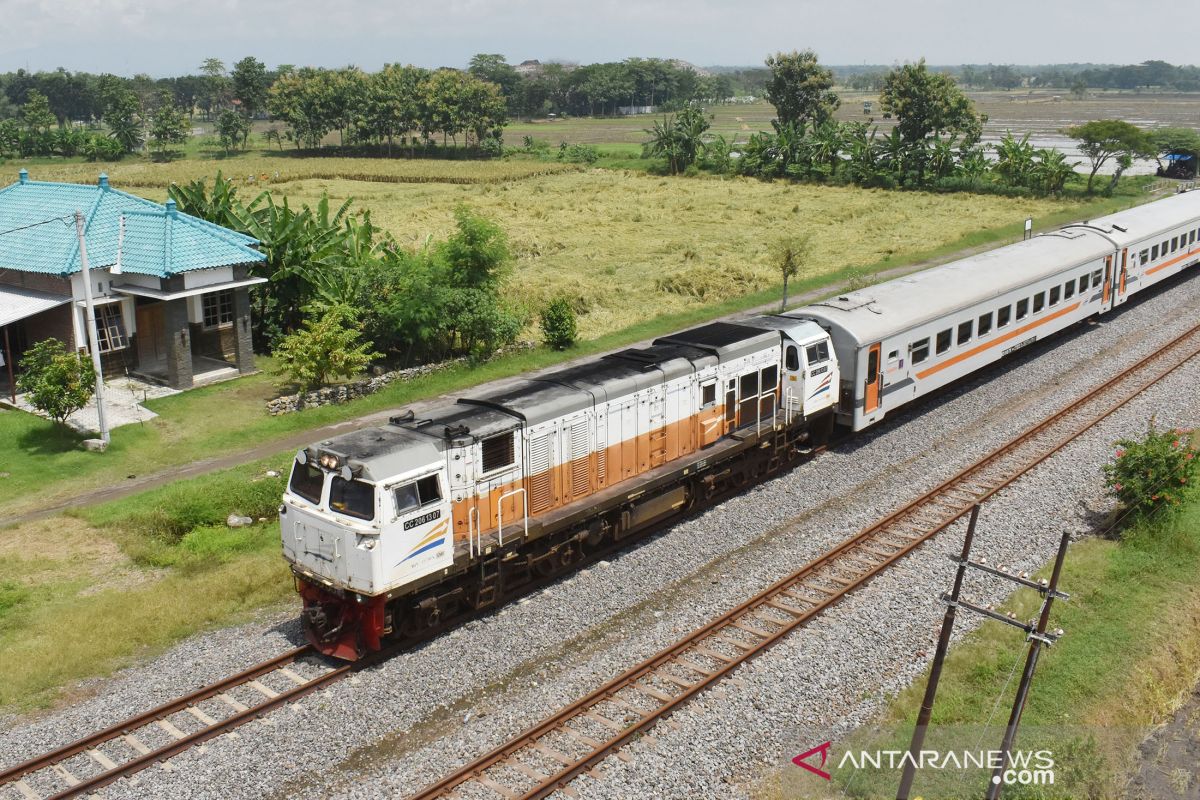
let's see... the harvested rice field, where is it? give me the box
[278,170,1099,337]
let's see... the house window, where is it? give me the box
[95,303,127,353]
[202,289,235,329]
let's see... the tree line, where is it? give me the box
[647,52,1197,195]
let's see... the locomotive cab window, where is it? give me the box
[1033,292,1045,314]
[997,305,1012,328]
[1016,299,1029,320]
[785,345,800,372]
[330,476,375,521]
[1064,280,1075,299]
[978,312,993,336]
[805,341,830,363]
[911,338,930,364]
[957,320,973,345]
[936,329,951,355]
[701,381,717,407]
[394,474,442,516]
[289,461,324,504]
[1049,286,1061,306]
[481,432,516,473]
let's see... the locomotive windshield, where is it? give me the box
[329,475,375,521]
[289,461,324,503]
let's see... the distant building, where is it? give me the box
[515,60,543,76]
[0,170,268,390]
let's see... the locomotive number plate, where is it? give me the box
[404,509,442,530]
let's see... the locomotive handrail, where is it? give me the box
[467,505,479,558]
[496,487,529,545]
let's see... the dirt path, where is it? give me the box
[1124,678,1200,799]
[1,196,1169,529]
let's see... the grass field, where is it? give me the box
[278,172,1097,338]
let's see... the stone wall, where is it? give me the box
[265,342,535,415]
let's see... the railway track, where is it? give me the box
[0,646,347,800]
[405,322,1200,800]
[3,322,1197,800]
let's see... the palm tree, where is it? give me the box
[1031,148,1078,194]
[993,131,1036,188]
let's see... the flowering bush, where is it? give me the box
[1103,421,1198,519]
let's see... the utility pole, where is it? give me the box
[896,504,981,800]
[896,509,1069,800]
[985,531,1071,799]
[75,210,110,445]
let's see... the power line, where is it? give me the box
[0,214,75,238]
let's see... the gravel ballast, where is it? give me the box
[2,270,1199,800]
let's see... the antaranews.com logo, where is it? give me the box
[792,741,1055,789]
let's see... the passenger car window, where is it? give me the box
[1033,292,1045,313]
[1152,244,1159,260]
[1079,273,1089,291]
[978,312,993,336]
[1016,299,1029,320]
[997,306,1012,327]
[1049,286,1060,306]
[936,329,952,354]
[1172,236,1178,252]
[1140,249,1149,263]
[1092,269,1102,285]
[911,338,930,364]
[1064,280,1075,299]
[289,461,324,504]
[957,320,973,344]
[330,476,375,521]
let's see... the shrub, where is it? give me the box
[557,143,600,164]
[540,297,578,350]
[273,304,380,390]
[16,339,93,424]
[1103,421,1198,522]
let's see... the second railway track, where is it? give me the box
[405,322,1200,800]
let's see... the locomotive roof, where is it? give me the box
[318,425,444,482]
[460,380,594,427]
[790,229,1114,345]
[395,402,523,443]
[655,321,779,361]
[1064,188,1200,248]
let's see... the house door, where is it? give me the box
[136,303,167,370]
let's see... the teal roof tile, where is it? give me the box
[0,171,266,278]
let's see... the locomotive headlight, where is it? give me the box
[319,454,339,470]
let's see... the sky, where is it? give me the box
[1,0,1196,76]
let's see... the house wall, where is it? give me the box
[0,270,71,296]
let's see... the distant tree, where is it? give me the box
[147,93,189,159]
[880,60,980,147]
[468,53,521,116]
[643,107,710,174]
[539,297,578,350]
[17,338,93,425]
[104,89,142,153]
[1066,119,1154,192]
[20,89,56,134]
[771,234,812,311]
[230,56,269,120]
[273,304,379,390]
[1070,77,1088,99]
[1150,126,1200,174]
[764,50,839,127]
[216,109,251,154]
[197,58,229,119]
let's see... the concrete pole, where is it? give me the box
[74,210,110,445]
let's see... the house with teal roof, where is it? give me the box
[0,170,268,389]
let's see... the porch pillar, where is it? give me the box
[164,297,193,389]
[231,287,255,374]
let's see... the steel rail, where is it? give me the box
[407,321,1200,800]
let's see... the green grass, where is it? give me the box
[776,497,1200,800]
[0,458,297,711]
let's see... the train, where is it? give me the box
[281,188,1200,660]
